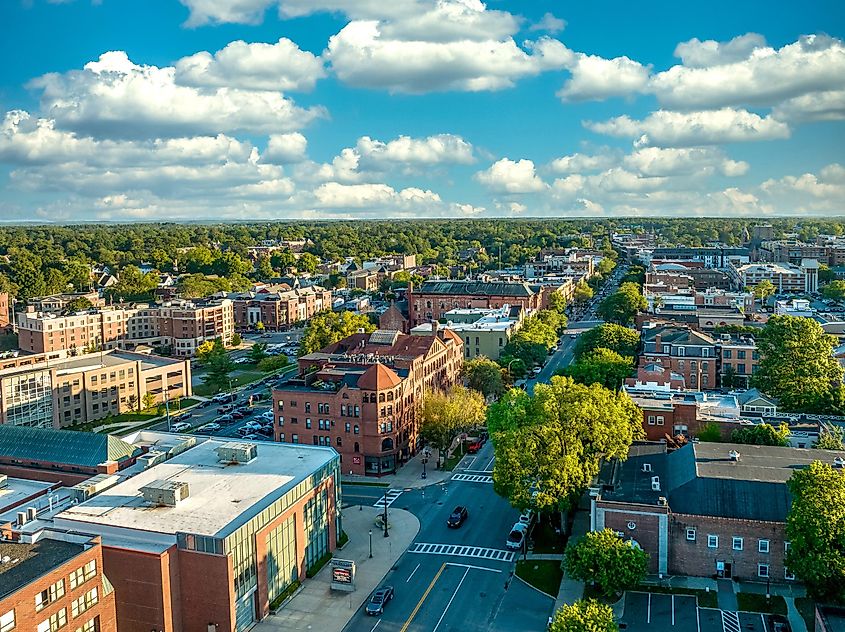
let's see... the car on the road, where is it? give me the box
[217,404,235,414]
[569,333,577,339]
[532,366,542,375]
[506,522,528,551]
[261,333,272,338]
[365,586,394,616]
[447,506,468,528]
[201,422,221,432]
[466,438,485,453]
[233,357,251,365]
[171,421,192,432]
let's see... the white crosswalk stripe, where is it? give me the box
[721,610,740,632]
[451,473,493,484]
[372,489,403,508]
[408,542,515,562]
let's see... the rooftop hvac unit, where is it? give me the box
[641,463,652,473]
[140,480,190,507]
[26,507,37,521]
[137,451,167,469]
[69,474,121,503]
[216,443,258,464]
[651,476,661,492]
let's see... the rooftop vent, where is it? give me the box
[641,463,653,473]
[216,443,257,464]
[657,496,668,506]
[651,476,661,492]
[140,480,190,507]
[729,450,741,462]
[834,456,845,469]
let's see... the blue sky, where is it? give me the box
[1,0,843,221]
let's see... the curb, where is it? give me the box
[512,572,558,600]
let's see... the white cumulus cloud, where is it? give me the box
[263,133,308,164]
[475,158,547,193]
[673,33,767,67]
[356,134,475,166]
[558,53,651,101]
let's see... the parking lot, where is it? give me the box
[619,592,771,632]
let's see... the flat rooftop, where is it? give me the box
[0,349,184,378]
[56,438,337,540]
[0,478,53,514]
[693,442,844,483]
[0,538,85,600]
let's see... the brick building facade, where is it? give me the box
[273,327,463,475]
[231,286,332,331]
[407,280,542,327]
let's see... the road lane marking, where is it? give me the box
[647,593,651,624]
[672,594,675,626]
[373,489,403,508]
[408,542,515,562]
[406,563,420,583]
[399,562,446,632]
[445,562,501,573]
[370,620,381,632]
[485,456,495,470]
[432,566,470,632]
[721,610,740,632]
[450,473,493,484]
[461,456,476,469]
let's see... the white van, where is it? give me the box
[506,522,528,551]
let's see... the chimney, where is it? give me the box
[431,321,438,336]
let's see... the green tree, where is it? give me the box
[142,392,156,410]
[560,348,634,391]
[248,342,268,363]
[127,394,139,412]
[752,315,844,412]
[298,252,320,274]
[574,280,594,305]
[230,332,242,347]
[730,422,790,446]
[574,324,640,360]
[463,357,506,399]
[597,283,647,325]
[270,250,296,272]
[195,338,221,365]
[204,350,235,394]
[720,365,737,389]
[697,422,723,442]
[299,311,375,355]
[597,258,617,277]
[564,529,649,598]
[214,251,251,277]
[815,425,845,450]
[255,255,274,280]
[549,600,617,632]
[258,354,290,373]
[818,264,836,286]
[255,321,265,332]
[491,376,644,512]
[498,355,527,380]
[420,386,487,467]
[785,461,845,602]
[548,291,568,314]
[65,297,93,312]
[752,279,776,305]
[822,280,845,301]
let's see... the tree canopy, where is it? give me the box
[420,386,487,466]
[574,324,640,360]
[490,376,643,512]
[785,461,845,603]
[596,282,647,325]
[564,529,649,597]
[751,315,844,413]
[549,600,617,632]
[574,280,594,305]
[822,280,845,301]
[560,347,634,391]
[463,357,506,399]
[299,311,375,355]
[730,422,790,446]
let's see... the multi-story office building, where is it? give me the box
[273,327,463,475]
[729,260,819,294]
[54,438,340,632]
[411,304,523,361]
[0,529,117,632]
[230,286,331,331]
[16,298,234,357]
[0,350,191,428]
[650,247,751,269]
[407,280,542,327]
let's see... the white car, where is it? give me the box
[171,421,192,432]
[532,366,542,375]
[506,522,528,551]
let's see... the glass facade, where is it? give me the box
[3,369,53,428]
[304,487,329,568]
[265,515,297,602]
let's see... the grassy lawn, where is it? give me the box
[629,585,719,609]
[532,521,565,554]
[442,453,463,471]
[516,560,563,597]
[194,370,265,396]
[795,597,816,631]
[737,593,787,615]
[72,410,159,433]
[0,333,17,352]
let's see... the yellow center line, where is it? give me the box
[399,562,446,632]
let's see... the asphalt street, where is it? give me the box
[341,442,555,632]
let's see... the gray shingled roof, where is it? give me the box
[416,280,535,297]
[0,425,141,468]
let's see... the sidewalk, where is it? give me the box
[553,507,590,612]
[342,448,456,490]
[254,506,420,632]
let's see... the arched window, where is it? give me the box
[381,438,394,451]
[354,442,360,453]
[354,425,359,435]
[387,391,394,401]
[379,393,386,402]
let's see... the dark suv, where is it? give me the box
[447,506,468,528]
[365,586,394,616]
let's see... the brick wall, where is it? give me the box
[597,501,668,574]
[178,549,234,632]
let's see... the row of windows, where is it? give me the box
[69,560,97,590]
[687,530,788,560]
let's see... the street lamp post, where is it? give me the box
[382,490,389,538]
[422,457,427,479]
[369,529,373,558]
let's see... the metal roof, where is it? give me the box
[415,280,536,297]
[0,425,141,468]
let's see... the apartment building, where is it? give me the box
[649,247,751,269]
[0,350,191,429]
[729,260,819,294]
[273,327,463,476]
[54,438,340,632]
[593,442,845,582]
[524,249,595,279]
[0,529,117,632]
[231,285,331,331]
[16,298,234,357]
[411,304,523,361]
[718,335,760,387]
[758,239,845,266]
[640,325,719,391]
[27,292,104,313]
[407,280,542,327]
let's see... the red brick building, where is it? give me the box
[640,325,718,391]
[54,438,340,632]
[231,286,332,331]
[0,292,11,332]
[273,327,463,475]
[0,529,117,632]
[407,280,542,328]
[593,442,845,582]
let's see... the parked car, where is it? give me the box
[365,586,394,616]
[231,411,245,420]
[506,522,528,551]
[532,366,542,375]
[202,422,221,432]
[466,439,484,454]
[217,414,234,423]
[217,404,235,414]
[447,506,468,528]
[569,334,577,339]
[518,510,535,526]
[171,422,192,432]
[243,421,262,430]
[241,433,260,441]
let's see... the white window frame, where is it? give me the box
[758,539,769,553]
[686,528,696,541]
[732,536,743,551]
[708,534,718,548]
[758,564,769,578]
[784,568,795,581]
[0,610,14,632]
[656,416,665,426]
